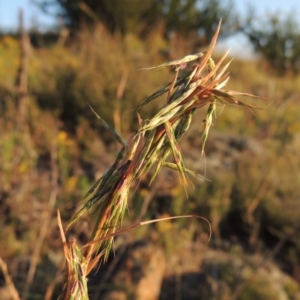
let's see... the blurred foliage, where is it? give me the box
[241,11,300,75]
[36,0,238,45]
[162,0,238,43]
[37,0,163,35]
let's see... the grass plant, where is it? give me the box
[57,21,260,300]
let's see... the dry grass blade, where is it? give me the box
[212,89,262,108]
[201,49,231,85]
[83,214,212,248]
[195,20,222,78]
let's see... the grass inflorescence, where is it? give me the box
[58,21,261,300]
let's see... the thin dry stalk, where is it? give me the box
[16,9,30,129]
[113,69,128,134]
[25,126,59,294]
[57,211,90,300]
[0,257,21,300]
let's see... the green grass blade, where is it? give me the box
[88,103,126,146]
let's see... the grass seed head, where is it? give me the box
[65,18,261,270]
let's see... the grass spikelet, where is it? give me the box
[137,70,194,109]
[58,211,89,300]
[201,101,216,156]
[164,121,188,189]
[163,162,208,181]
[139,53,204,71]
